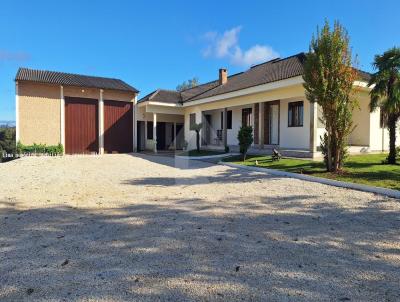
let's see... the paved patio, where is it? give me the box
[0,154,399,301]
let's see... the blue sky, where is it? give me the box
[1,0,399,120]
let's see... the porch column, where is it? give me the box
[60,85,65,154]
[153,113,157,153]
[309,101,318,154]
[173,122,177,150]
[144,119,148,150]
[15,81,19,144]
[223,108,228,149]
[132,94,137,152]
[259,102,264,149]
[99,89,104,155]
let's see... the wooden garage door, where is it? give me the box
[65,97,98,154]
[104,100,133,153]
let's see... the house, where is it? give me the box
[137,53,394,158]
[16,53,396,157]
[15,68,138,154]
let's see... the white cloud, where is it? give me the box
[0,50,30,62]
[201,27,279,67]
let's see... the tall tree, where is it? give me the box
[176,77,199,92]
[303,20,358,172]
[369,47,400,164]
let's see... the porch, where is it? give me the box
[198,97,317,158]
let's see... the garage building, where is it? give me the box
[15,68,138,154]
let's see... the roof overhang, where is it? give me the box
[182,76,372,107]
[183,76,304,107]
[139,101,184,115]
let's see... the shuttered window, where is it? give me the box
[242,108,252,127]
[220,111,232,129]
[288,101,303,127]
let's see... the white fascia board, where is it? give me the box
[182,76,304,107]
[148,101,182,107]
[137,101,182,108]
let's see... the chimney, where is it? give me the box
[219,68,228,85]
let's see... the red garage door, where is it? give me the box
[104,100,133,153]
[65,97,98,154]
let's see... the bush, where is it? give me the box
[0,127,16,162]
[16,142,64,155]
[237,126,253,161]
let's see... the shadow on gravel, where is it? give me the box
[0,193,399,301]
[122,166,283,187]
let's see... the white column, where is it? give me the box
[153,113,157,153]
[259,102,264,149]
[133,94,137,152]
[223,108,228,148]
[173,122,177,150]
[60,86,65,153]
[99,89,104,154]
[15,81,19,144]
[309,101,318,153]
[144,120,148,150]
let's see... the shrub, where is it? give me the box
[0,127,16,162]
[17,142,64,155]
[237,126,253,161]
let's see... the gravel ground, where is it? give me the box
[0,154,399,302]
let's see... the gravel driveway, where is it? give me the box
[0,154,399,301]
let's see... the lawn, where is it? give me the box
[224,153,400,190]
[178,149,226,156]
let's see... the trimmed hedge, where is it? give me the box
[17,142,64,155]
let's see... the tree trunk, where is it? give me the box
[387,114,397,164]
[326,125,333,172]
[196,130,200,152]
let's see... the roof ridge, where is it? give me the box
[17,67,124,82]
[148,89,161,100]
[271,52,306,64]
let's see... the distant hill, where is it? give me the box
[0,121,16,127]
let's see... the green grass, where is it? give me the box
[224,153,400,191]
[179,149,225,156]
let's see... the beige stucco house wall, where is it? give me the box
[18,82,61,145]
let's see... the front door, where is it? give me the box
[264,101,280,145]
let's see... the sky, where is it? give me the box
[1,0,399,121]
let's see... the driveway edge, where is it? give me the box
[176,153,240,160]
[220,161,400,199]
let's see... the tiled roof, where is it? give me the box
[138,52,372,105]
[15,68,138,93]
[138,89,181,104]
[186,53,306,102]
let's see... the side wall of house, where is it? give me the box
[18,82,61,145]
[349,91,371,146]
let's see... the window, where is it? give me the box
[242,108,252,127]
[220,110,232,129]
[288,101,303,127]
[147,121,153,139]
[189,113,196,130]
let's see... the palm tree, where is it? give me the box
[369,47,400,164]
